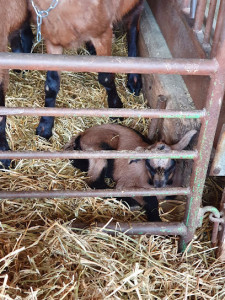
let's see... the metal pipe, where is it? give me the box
[0,52,218,75]
[0,150,198,160]
[71,221,188,236]
[180,34,225,251]
[0,188,190,199]
[194,0,207,31]
[0,107,206,118]
[190,0,198,19]
[211,0,225,57]
[204,0,217,43]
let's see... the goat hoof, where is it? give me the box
[127,74,142,96]
[0,159,11,169]
[108,95,123,110]
[36,117,53,140]
[0,139,12,169]
[36,125,52,140]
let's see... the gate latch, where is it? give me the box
[197,206,224,246]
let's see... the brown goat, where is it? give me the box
[0,0,33,168]
[28,0,144,139]
[0,1,143,168]
[64,124,197,221]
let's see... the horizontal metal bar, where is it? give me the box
[0,188,190,199]
[0,52,218,75]
[0,150,198,160]
[0,107,205,119]
[71,221,188,236]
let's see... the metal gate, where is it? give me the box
[0,0,224,254]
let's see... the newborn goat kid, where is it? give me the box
[65,124,196,221]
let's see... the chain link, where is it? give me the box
[30,0,59,47]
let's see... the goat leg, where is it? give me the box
[0,85,11,168]
[126,2,143,95]
[36,70,60,139]
[143,196,161,222]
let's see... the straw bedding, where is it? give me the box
[0,33,225,299]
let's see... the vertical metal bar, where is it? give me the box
[203,0,217,43]
[179,34,225,251]
[211,0,225,57]
[194,0,207,31]
[211,221,220,246]
[216,188,225,260]
[190,0,198,19]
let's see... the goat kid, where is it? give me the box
[0,0,33,168]
[64,124,197,221]
[28,0,144,139]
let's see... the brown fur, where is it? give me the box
[65,125,197,204]
[0,0,28,92]
[28,0,142,55]
[65,124,154,206]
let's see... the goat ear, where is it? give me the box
[171,130,197,150]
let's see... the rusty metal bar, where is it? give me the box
[204,0,217,43]
[0,187,190,199]
[216,188,225,260]
[211,220,220,247]
[0,107,205,119]
[194,0,207,31]
[71,221,188,236]
[209,124,225,176]
[180,32,225,251]
[211,0,225,57]
[0,150,198,160]
[0,52,218,75]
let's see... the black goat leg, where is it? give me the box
[143,196,161,222]
[0,86,11,168]
[36,71,60,139]
[98,72,123,109]
[85,41,97,55]
[9,20,33,73]
[20,20,33,53]
[85,41,122,109]
[126,3,143,95]
[118,197,141,208]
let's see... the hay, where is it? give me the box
[0,32,225,299]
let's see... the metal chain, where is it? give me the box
[30,0,59,48]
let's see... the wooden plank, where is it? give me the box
[146,0,225,146]
[139,1,200,145]
[138,2,199,188]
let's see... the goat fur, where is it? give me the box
[27,0,144,139]
[0,0,32,168]
[0,0,143,168]
[65,124,197,221]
